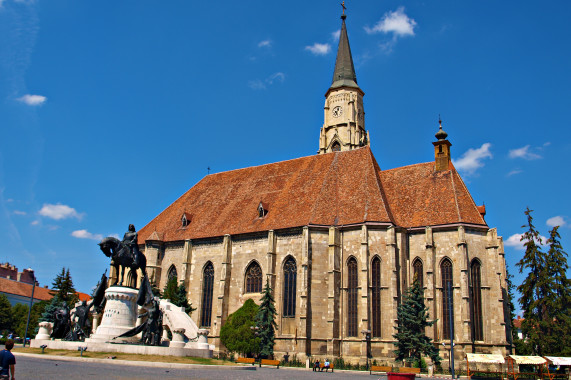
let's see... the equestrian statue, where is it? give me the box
[98,224,147,286]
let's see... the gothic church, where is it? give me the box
[134,12,511,364]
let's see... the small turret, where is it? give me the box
[433,118,452,171]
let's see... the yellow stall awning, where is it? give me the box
[544,357,571,366]
[508,355,547,365]
[466,353,506,364]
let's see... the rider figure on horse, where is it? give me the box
[122,224,140,267]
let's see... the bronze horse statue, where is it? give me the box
[98,237,147,286]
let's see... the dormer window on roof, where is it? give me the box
[257,202,268,218]
[181,212,192,227]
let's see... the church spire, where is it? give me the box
[329,9,360,92]
[318,5,369,155]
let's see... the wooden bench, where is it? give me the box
[319,363,334,372]
[370,365,393,375]
[399,367,421,374]
[236,357,255,365]
[260,359,280,368]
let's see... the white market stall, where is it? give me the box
[466,353,506,380]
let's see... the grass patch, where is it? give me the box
[12,347,233,366]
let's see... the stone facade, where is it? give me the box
[139,222,509,365]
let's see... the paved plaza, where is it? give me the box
[17,354,387,380]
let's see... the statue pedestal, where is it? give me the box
[36,321,53,340]
[87,286,139,343]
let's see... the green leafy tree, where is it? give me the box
[0,295,13,332]
[29,300,48,336]
[11,303,28,337]
[255,278,277,359]
[220,299,260,357]
[51,267,78,308]
[393,278,441,366]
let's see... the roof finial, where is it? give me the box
[341,1,347,19]
[435,115,448,141]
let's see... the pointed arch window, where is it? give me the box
[347,257,358,337]
[168,265,178,281]
[371,257,381,337]
[201,262,214,327]
[331,141,341,152]
[126,269,137,288]
[245,262,262,293]
[282,257,297,317]
[441,258,453,339]
[471,259,483,341]
[413,258,424,287]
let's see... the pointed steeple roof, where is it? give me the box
[330,14,360,92]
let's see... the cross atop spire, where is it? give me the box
[341,1,347,18]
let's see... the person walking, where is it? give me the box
[0,339,15,380]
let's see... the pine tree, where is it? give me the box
[51,267,78,308]
[393,278,441,366]
[544,226,571,355]
[255,278,277,359]
[40,293,63,322]
[162,275,196,315]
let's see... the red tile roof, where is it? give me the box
[0,278,53,301]
[139,147,487,243]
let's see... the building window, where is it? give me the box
[181,213,191,227]
[257,202,268,218]
[347,257,358,337]
[167,265,178,281]
[413,258,423,287]
[201,262,214,327]
[471,259,483,341]
[371,256,381,337]
[282,257,297,317]
[245,262,262,293]
[441,258,453,339]
[332,141,341,152]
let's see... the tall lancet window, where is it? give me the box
[413,258,424,287]
[347,257,358,337]
[371,257,382,337]
[471,259,483,341]
[282,257,297,317]
[201,262,214,327]
[441,258,453,339]
[167,265,178,280]
[245,262,262,293]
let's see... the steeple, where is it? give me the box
[329,13,360,93]
[319,7,369,154]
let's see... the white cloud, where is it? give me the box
[38,203,82,220]
[71,229,103,240]
[505,233,547,250]
[13,210,26,215]
[305,43,331,56]
[331,30,340,41]
[30,220,39,226]
[248,72,285,90]
[365,7,417,37]
[509,145,542,160]
[507,169,523,177]
[258,40,272,48]
[17,94,46,106]
[546,216,566,228]
[452,143,493,175]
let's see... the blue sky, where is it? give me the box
[1,1,569,312]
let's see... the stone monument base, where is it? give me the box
[88,286,139,343]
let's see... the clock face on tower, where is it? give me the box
[332,106,343,118]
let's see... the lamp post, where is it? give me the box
[23,270,36,347]
[361,329,371,371]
